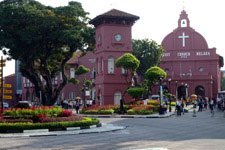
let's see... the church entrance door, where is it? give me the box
[178,85,186,100]
[195,86,205,98]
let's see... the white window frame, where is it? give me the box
[108,57,114,74]
[70,68,75,79]
[69,92,75,99]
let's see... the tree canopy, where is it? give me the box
[115,53,140,103]
[0,0,95,105]
[127,87,144,100]
[132,39,165,78]
[145,66,167,83]
[115,53,140,72]
[144,66,167,97]
[75,65,90,75]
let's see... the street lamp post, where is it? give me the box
[168,78,172,112]
[175,81,178,100]
[185,83,188,102]
[159,75,163,115]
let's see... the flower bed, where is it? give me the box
[81,104,159,115]
[82,105,129,114]
[0,117,99,131]
[0,106,100,131]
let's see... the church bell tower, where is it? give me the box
[90,9,139,105]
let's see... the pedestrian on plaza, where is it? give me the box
[210,98,214,113]
[204,97,208,110]
[176,99,181,116]
[194,99,197,108]
[75,100,80,114]
[198,99,203,112]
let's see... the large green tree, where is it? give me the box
[0,0,95,105]
[132,39,165,78]
[144,66,167,97]
[115,53,140,103]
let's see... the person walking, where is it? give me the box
[75,100,80,114]
[198,99,203,112]
[176,99,181,116]
[210,98,214,113]
[181,98,185,114]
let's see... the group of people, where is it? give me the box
[61,99,81,113]
[61,98,95,114]
[176,99,185,116]
[193,97,218,113]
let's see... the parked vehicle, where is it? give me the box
[150,95,160,100]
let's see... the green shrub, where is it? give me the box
[82,109,114,114]
[0,117,99,131]
[135,109,153,115]
[98,109,114,114]
[127,109,136,115]
[83,110,99,114]
[127,87,144,99]
[148,100,160,105]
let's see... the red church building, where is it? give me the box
[8,9,223,107]
[157,10,223,99]
[12,9,139,106]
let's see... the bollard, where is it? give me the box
[211,110,214,117]
[192,109,196,117]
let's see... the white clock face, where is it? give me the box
[114,33,122,42]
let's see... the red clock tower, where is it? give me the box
[90,9,139,105]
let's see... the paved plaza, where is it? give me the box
[0,108,225,150]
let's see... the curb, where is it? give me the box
[0,123,102,134]
[0,123,125,138]
[81,113,175,118]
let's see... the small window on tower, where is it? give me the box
[181,19,187,27]
[199,67,204,72]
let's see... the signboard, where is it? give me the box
[85,91,90,96]
[0,90,12,94]
[3,95,12,100]
[0,84,12,88]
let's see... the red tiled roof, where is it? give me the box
[67,51,82,64]
[100,9,139,18]
[90,9,139,26]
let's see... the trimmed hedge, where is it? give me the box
[83,109,114,114]
[0,117,99,131]
[127,109,153,115]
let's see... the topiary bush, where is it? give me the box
[127,87,145,99]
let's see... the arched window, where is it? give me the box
[108,57,114,74]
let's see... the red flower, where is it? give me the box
[61,110,72,117]
[37,114,47,118]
